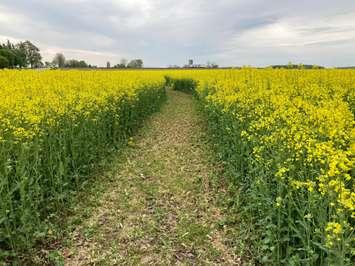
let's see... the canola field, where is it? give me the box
[0,69,354,264]
[169,69,354,264]
[0,70,166,253]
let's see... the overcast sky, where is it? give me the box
[1,0,355,67]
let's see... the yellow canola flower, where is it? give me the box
[0,70,165,142]
[0,68,354,256]
[325,222,343,247]
[165,68,354,252]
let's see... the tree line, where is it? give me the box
[49,53,91,68]
[0,39,144,69]
[112,58,143,68]
[0,40,42,68]
[51,53,144,69]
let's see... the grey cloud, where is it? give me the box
[0,0,355,66]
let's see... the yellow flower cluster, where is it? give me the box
[0,70,165,143]
[166,68,354,262]
[325,222,343,247]
[184,69,354,207]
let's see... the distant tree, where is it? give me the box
[120,58,127,68]
[44,61,52,68]
[65,59,88,68]
[114,58,128,68]
[312,64,322,69]
[0,40,39,68]
[65,59,77,68]
[168,65,180,68]
[271,63,324,69]
[107,61,111,68]
[0,41,22,68]
[207,61,218,68]
[13,48,26,67]
[0,48,16,67]
[127,59,143,68]
[79,60,88,68]
[0,55,9,68]
[53,53,66,68]
[18,40,42,68]
[4,40,13,49]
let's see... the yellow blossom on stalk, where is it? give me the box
[325,222,343,248]
[128,137,134,146]
[290,180,315,192]
[275,196,283,207]
[275,166,288,180]
[326,222,343,235]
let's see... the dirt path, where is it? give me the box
[60,90,240,265]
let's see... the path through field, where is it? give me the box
[60,90,240,265]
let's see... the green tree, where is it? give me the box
[53,53,66,68]
[13,48,26,67]
[78,60,88,68]
[0,41,33,68]
[127,59,143,68]
[65,59,88,68]
[114,59,127,68]
[0,55,9,68]
[18,40,42,68]
[119,58,127,68]
[0,48,16,67]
